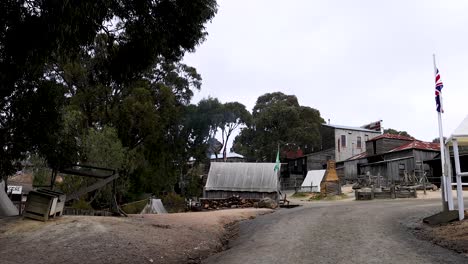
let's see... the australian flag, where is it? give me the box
[435,68,444,113]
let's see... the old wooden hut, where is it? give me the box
[204,162,280,200]
[340,134,440,184]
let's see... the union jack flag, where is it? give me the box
[435,68,444,113]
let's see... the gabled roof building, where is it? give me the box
[339,134,440,184]
[204,162,280,200]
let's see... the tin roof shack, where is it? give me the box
[204,162,280,201]
[365,134,414,156]
[340,134,440,185]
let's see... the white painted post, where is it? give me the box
[445,144,454,210]
[452,139,464,220]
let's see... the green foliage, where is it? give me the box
[0,0,218,98]
[58,126,128,207]
[0,0,218,189]
[233,92,324,162]
[71,198,94,210]
[291,192,309,198]
[162,192,186,213]
[121,199,148,214]
[432,137,447,143]
[81,126,126,169]
[30,154,52,187]
[190,98,252,160]
[308,193,348,201]
[185,165,205,198]
[219,102,252,160]
[383,128,413,138]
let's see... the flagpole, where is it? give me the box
[433,54,449,212]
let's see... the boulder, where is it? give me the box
[257,198,278,209]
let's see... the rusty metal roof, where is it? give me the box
[388,141,440,153]
[367,133,414,141]
[346,152,368,161]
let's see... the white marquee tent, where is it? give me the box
[300,170,326,192]
[445,114,468,220]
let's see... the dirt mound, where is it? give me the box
[0,208,271,264]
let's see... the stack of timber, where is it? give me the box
[200,196,260,210]
[23,189,66,221]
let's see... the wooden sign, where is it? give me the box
[7,185,22,195]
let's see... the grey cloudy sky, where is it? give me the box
[184,0,468,143]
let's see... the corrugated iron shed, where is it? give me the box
[205,162,279,192]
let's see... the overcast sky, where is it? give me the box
[184,0,468,145]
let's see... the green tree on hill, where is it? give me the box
[233,92,324,162]
[383,128,413,138]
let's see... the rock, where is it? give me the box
[231,205,238,208]
[257,198,277,209]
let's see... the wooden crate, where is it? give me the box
[36,189,66,217]
[23,191,57,221]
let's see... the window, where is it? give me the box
[341,135,346,148]
[357,136,362,148]
[365,134,369,141]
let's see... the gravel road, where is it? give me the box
[204,198,468,264]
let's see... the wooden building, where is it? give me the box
[320,123,382,162]
[340,134,440,184]
[284,122,381,188]
[204,162,280,200]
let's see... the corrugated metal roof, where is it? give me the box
[209,152,244,160]
[387,141,440,152]
[367,133,414,141]
[323,124,380,133]
[205,162,279,192]
[347,152,368,161]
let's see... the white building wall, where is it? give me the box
[334,129,380,162]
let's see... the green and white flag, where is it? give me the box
[274,146,280,172]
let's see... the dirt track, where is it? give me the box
[204,198,468,264]
[0,208,271,264]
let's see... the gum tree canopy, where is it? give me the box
[233,92,324,162]
[0,0,218,179]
